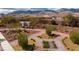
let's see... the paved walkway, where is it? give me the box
[1,41,14,51]
[29,36,43,51]
[0,28,68,51]
[29,30,68,51]
[52,31,68,51]
[0,32,14,51]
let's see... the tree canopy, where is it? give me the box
[62,13,78,27]
[45,24,56,36]
[18,32,35,50]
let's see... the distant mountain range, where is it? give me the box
[11,9,57,14]
[0,8,79,14]
[57,8,79,12]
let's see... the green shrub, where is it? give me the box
[45,24,56,36]
[18,32,35,50]
[43,41,50,48]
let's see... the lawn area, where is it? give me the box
[43,41,50,48]
[70,31,79,45]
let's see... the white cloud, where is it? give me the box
[0,9,15,14]
[0,0,79,8]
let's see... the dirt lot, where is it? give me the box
[54,25,79,33]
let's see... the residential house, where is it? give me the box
[20,21,30,28]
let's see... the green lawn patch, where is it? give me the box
[70,31,79,45]
[43,41,50,48]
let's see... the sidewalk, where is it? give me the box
[0,32,14,51]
